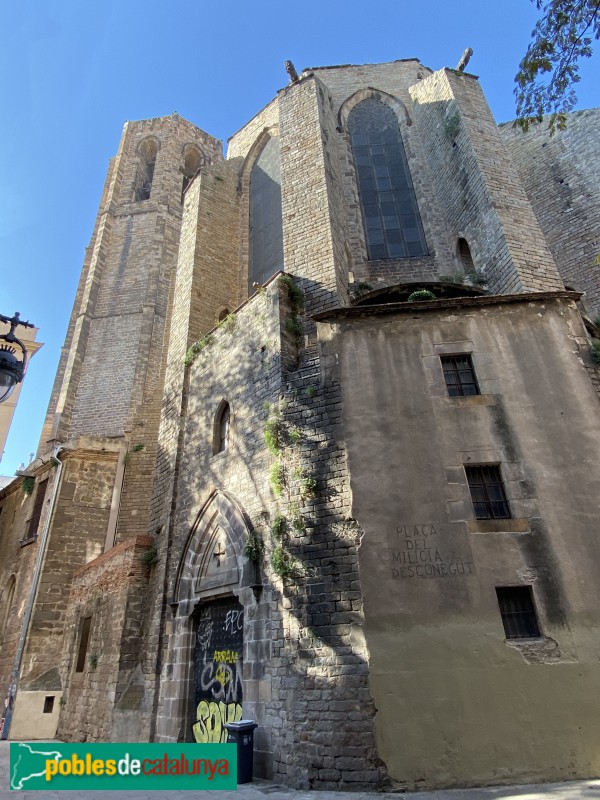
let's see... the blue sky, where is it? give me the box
[1,0,598,474]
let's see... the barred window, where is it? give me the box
[348,97,427,260]
[496,586,541,639]
[465,465,511,519]
[441,354,480,397]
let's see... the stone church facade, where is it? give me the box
[1,58,599,790]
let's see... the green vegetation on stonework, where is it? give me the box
[271,545,297,579]
[130,443,145,453]
[407,289,436,302]
[270,463,285,497]
[184,334,214,365]
[272,513,286,540]
[278,274,304,310]
[243,533,264,563]
[21,476,35,495]
[285,317,303,338]
[264,416,283,456]
[300,474,318,498]
[444,112,461,141]
[142,545,158,568]
[217,313,236,334]
[591,340,600,364]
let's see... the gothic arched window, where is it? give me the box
[181,144,204,201]
[133,138,158,202]
[348,98,427,260]
[458,237,475,274]
[248,137,283,294]
[213,402,231,455]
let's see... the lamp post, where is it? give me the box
[0,312,35,404]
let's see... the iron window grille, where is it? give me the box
[441,354,480,397]
[496,586,541,639]
[465,464,511,519]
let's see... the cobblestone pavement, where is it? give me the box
[1,743,598,800]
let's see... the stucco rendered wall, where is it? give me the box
[317,294,600,789]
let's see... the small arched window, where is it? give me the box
[218,308,230,322]
[0,575,16,642]
[181,144,205,201]
[249,137,283,294]
[348,97,427,260]
[133,138,159,202]
[458,238,475,274]
[213,402,231,454]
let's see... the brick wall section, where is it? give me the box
[409,69,564,295]
[499,108,600,317]
[57,535,153,742]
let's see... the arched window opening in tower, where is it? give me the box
[181,145,204,202]
[133,138,158,202]
[348,98,427,260]
[458,237,476,274]
[248,137,283,295]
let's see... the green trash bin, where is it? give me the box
[224,720,258,783]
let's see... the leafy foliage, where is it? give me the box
[407,289,436,302]
[184,334,214,365]
[271,545,297,579]
[270,463,285,497]
[264,417,283,455]
[21,476,35,495]
[243,534,264,563]
[142,546,158,568]
[515,0,600,133]
[271,513,286,540]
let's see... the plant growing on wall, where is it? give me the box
[217,313,236,334]
[142,546,158,568]
[270,463,285,497]
[21,476,35,495]
[184,334,214,366]
[271,544,298,579]
[243,533,264,563]
[407,289,436,302]
[264,414,283,456]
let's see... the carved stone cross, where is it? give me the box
[213,542,226,567]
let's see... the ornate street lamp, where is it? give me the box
[0,312,35,404]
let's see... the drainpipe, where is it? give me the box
[0,444,65,740]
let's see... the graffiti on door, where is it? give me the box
[192,598,243,743]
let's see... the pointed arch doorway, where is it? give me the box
[159,491,260,744]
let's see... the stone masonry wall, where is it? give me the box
[410,69,564,295]
[313,61,453,291]
[152,278,386,789]
[499,108,600,317]
[57,535,153,742]
[19,444,120,691]
[0,477,47,696]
